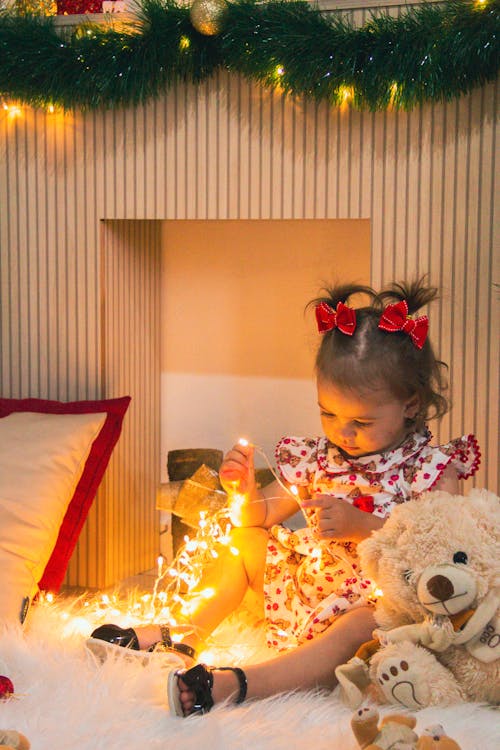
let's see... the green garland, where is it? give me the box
[0,0,498,111]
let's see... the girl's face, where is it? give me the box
[317,379,418,458]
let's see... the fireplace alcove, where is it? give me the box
[96,218,370,586]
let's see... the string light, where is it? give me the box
[2,101,22,119]
[38,440,382,653]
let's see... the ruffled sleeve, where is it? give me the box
[410,434,481,492]
[274,436,320,486]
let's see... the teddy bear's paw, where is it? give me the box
[375,654,429,709]
[335,657,371,708]
[372,643,465,709]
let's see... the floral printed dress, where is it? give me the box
[263,429,480,651]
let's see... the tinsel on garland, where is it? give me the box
[0,0,498,111]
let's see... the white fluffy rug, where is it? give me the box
[0,594,498,750]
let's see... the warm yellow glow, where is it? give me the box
[374,587,384,598]
[275,65,285,77]
[45,592,54,603]
[229,491,246,520]
[238,437,249,447]
[62,616,92,637]
[157,554,164,577]
[338,86,354,106]
[230,546,239,556]
[290,484,299,497]
[200,587,215,599]
[179,35,191,50]
[3,102,22,119]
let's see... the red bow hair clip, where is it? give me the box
[378,300,429,349]
[315,301,356,336]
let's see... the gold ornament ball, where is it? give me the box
[190,0,229,36]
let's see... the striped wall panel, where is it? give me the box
[0,3,498,586]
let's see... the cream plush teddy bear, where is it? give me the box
[336,489,499,709]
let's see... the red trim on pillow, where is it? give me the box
[0,396,131,592]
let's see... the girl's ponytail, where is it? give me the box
[376,277,438,316]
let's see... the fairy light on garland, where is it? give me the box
[0,0,497,111]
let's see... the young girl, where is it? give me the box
[90,279,480,716]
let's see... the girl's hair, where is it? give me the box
[311,278,449,429]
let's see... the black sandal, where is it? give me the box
[87,623,197,665]
[167,663,248,716]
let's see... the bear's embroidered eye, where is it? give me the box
[453,551,468,565]
[403,569,413,583]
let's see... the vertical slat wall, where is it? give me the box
[0,3,498,586]
[63,220,162,587]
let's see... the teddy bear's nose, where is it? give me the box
[426,574,454,601]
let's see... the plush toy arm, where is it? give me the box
[374,619,454,652]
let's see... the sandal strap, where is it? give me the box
[159,624,173,648]
[158,624,197,662]
[218,666,248,704]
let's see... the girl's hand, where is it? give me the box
[219,442,257,499]
[301,495,383,543]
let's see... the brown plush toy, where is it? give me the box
[351,706,462,750]
[351,705,419,749]
[416,725,462,750]
[0,730,30,750]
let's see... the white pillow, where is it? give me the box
[0,411,106,627]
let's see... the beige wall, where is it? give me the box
[162,219,370,379]
[0,5,498,585]
[161,219,370,467]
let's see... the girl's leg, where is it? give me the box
[136,527,268,652]
[177,606,376,713]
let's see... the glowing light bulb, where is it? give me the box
[275,65,285,77]
[238,437,249,447]
[230,546,239,556]
[290,484,299,497]
[3,102,22,118]
[200,587,215,599]
[374,587,384,598]
[157,554,164,577]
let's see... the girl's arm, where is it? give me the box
[220,444,300,529]
[431,464,460,494]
